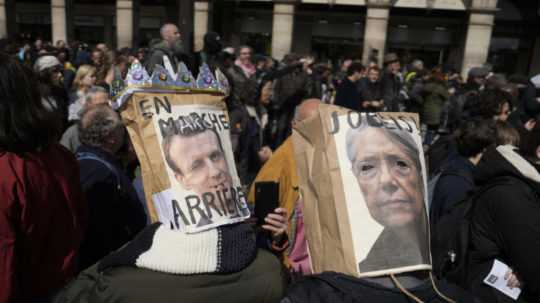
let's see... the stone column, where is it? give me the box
[178,0,194,53]
[529,37,540,76]
[51,0,67,44]
[116,0,133,48]
[362,0,391,67]
[461,0,498,79]
[271,2,295,61]
[0,0,6,39]
[193,0,208,52]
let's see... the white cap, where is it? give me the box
[34,56,62,73]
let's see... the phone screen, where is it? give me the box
[254,181,279,226]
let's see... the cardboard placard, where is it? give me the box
[293,104,431,277]
[119,91,250,234]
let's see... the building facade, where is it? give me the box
[1,0,539,76]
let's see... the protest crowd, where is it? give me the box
[1,22,540,303]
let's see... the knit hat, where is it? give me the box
[34,55,62,72]
[98,222,257,275]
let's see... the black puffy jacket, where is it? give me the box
[468,145,540,302]
[283,272,477,303]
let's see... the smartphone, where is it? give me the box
[254,181,279,226]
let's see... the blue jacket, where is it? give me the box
[76,145,147,271]
[430,155,475,227]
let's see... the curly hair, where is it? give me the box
[478,89,511,119]
[78,105,122,148]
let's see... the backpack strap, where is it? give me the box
[76,152,122,191]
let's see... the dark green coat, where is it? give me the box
[52,248,285,303]
[422,80,449,127]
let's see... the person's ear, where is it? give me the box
[175,173,191,191]
[536,145,540,161]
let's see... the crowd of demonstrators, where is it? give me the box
[2,21,540,302]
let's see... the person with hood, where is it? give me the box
[468,121,540,302]
[145,23,188,74]
[193,31,223,74]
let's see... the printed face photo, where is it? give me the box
[164,128,233,196]
[348,127,424,228]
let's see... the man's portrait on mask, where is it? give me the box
[162,126,233,197]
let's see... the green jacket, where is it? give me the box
[52,248,285,303]
[422,80,449,127]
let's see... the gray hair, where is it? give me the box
[411,59,424,70]
[345,116,421,171]
[79,105,122,148]
[85,86,108,103]
[160,23,177,38]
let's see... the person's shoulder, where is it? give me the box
[474,176,531,210]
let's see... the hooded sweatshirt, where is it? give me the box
[468,145,540,302]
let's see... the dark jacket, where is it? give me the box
[422,79,449,127]
[335,78,362,111]
[76,145,147,271]
[0,144,87,303]
[468,146,540,302]
[41,83,70,128]
[283,272,477,303]
[52,223,285,303]
[272,66,310,147]
[144,40,190,74]
[430,155,475,227]
[145,40,176,73]
[359,78,383,112]
[381,71,402,112]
